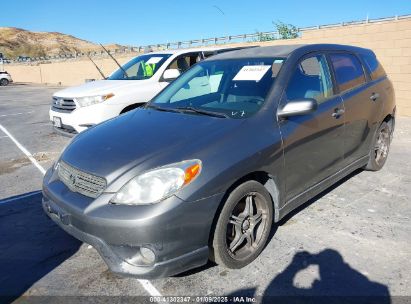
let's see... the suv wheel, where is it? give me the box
[211,180,273,269]
[365,121,392,171]
[0,78,9,86]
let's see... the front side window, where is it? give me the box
[108,54,171,80]
[286,54,333,104]
[165,53,201,76]
[330,53,366,93]
[150,58,284,119]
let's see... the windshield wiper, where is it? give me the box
[176,106,228,118]
[145,104,181,113]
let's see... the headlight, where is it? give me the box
[111,159,201,205]
[75,93,114,107]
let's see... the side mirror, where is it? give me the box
[163,69,181,81]
[277,98,318,118]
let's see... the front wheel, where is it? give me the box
[211,180,273,269]
[0,78,9,86]
[365,121,392,171]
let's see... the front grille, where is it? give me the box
[52,97,76,113]
[58,161,106,198]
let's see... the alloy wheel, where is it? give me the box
[374,125,391,166]
[226,192,269,261]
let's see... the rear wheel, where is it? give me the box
[365,121,392,171]
[0,78,9,86]
[211,181,273,269]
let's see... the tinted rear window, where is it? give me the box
[361,52,386,80]
[330,53,366,93]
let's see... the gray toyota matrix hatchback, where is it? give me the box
[43,44,395,278]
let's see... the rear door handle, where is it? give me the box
[332,108,345,119]
[370,92,380,101]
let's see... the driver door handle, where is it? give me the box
[332,108,345,119]
[370,92,380,101]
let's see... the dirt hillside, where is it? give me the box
[0,27,122,59]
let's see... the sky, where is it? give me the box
[2,0,411,46]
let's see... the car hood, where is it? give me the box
[53,80,151,98]
[61,108,244,184]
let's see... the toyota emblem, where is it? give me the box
[69,173,77,185]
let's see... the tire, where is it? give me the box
[211,180,273,269]
[0,78,9,86]
[365,121,392,171]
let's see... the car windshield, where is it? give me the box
[149,57,284,118]
[108,54,171,80]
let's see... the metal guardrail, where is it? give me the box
[3,13,411,65]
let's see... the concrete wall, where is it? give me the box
[5,18,411,116]
[5,56,134,85]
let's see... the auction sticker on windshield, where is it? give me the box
[233,65,271,81]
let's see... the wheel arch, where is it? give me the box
[382,112,395,133]
[208,171,280,247]
[0,77,9,85]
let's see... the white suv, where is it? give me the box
[0,71,12,86]
[50,47,245,135]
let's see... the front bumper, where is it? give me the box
[42,170,223,278]
[49,103,123,135]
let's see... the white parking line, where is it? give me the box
[0,111,34,117]
[0,124,46,175]
[0,123,164,299]
[139,279,163,297]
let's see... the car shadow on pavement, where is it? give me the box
[0,191,81,302]
[8,83,29,86]
[228,249,391,303]
[277,169,363,227]
[261,170,363,260]
[173,260,217,277]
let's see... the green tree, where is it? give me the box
[254,31,276,42]
[254,21,299,42]
[273,21,299,39]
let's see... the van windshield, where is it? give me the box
[108,54,171,80]
[149,58,284,118]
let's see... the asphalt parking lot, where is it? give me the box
[0,84,410,303]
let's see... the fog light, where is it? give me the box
[113,245,156,266]
[140,247,156,264]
